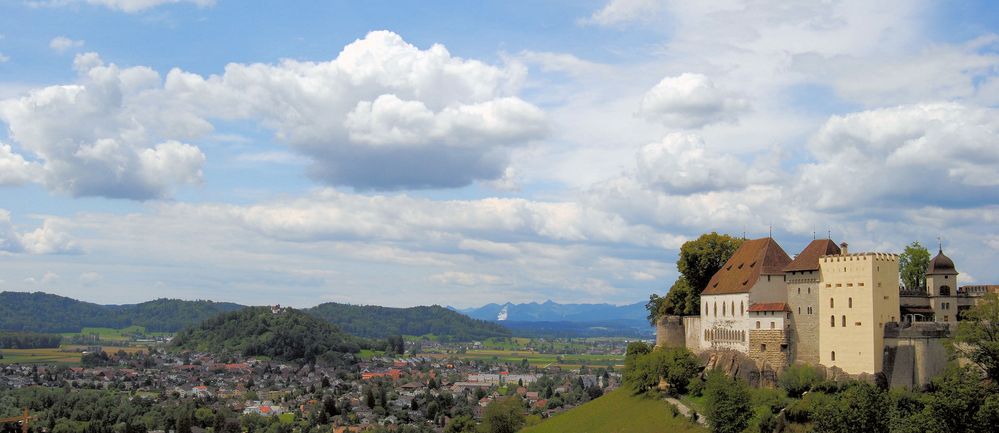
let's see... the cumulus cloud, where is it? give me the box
[639,73,749,128]
[163,31,546,189]
[0,32,546,197]
[797,102,999,209]
[49,36,85,53]
[635,133,751,194]
[0,210,81,255]
[580,0,662,26]
[0,143,41,185]
[0,53,208,199]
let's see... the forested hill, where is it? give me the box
[0,291,243,333]
[305,303,511,340]
[171,307,367,364]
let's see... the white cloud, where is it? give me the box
[798,102,999,209]
[0,53,9,63]
[0,210,81,255]
[429,271,504,287]
[580,0,662,26]
[0,143,41,185]
[20,219,82,254]
[49,36,85,53]
[0,53,208,199]
[639,73,749,128]
[0,32,546,197]
[634,133,751,194]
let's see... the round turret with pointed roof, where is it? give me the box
[927,248,957,275]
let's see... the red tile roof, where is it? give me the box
[748,303,789,312]
[784,239,841,272]
[701,238,792,295]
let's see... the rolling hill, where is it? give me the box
[520,388,706,433]
[305,303,510,340]
[0,291,243,333]
[171,306,366,364]
[453,300,653,338]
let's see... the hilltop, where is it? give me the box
[170,306,367,364]
[520,388,706,433]
[305,302,510,340]
[0,291,243,333]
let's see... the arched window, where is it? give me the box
[830,298,835,308]
[756,321,761,329]
[831,351,836,361]
[848,297,853,308]
[722,302,726,316]
[740,301,744,316]
[714,302,717,317]
[830,316,835,327]
[842,315,846,327]
[731,301,735,317]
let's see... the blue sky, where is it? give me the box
[0,0,997,308]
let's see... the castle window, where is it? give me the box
[808,287,811,294]
[830,298,834,308]
[831,351,836,361]
[756,321,761,329]
[847,283,853,287]
[731,301,735,316]
[768,275,771,282]
[723,303,726,316]
[830,316,835,327]
[944,316,949,322]
[741,302,744,316]
[761,344,767,352]
[836,283,842,287]
[842,315,846,327]
[859,282,865,286]
[714,302,717,317]
[940,286,951,296]
[808,307,813,314]
[798,307,801,315]
[770,321,775,329]
[798,287,801,294]
[848,297,853,308]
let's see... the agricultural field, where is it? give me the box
[0,348,81,365]
[61,325,171,343]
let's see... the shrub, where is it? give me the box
[704,370,752,433]
[778,364,824,398]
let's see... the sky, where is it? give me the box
[0,0,996,308]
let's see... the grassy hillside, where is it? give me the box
[306,303,511,341]
[171,307,369,365]
[520,389,706,433]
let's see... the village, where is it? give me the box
[0,339,622,432]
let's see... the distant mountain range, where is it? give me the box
[450,300,653,338]
[453,300,648,322]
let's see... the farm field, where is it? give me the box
[0,348,81,365]
[0,345,149,365]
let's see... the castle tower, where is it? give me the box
[926,248,959,322]
[818,251,900,375]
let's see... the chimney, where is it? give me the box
[839,242,848,255]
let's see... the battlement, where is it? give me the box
[819,252,899,262]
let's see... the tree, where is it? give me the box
[482,397,525,433]
[678,232,744,296]
[813,382,890,433]
[703,371,752,433]
[624,347,700,395]
[951,293,999,381]
[443,415,477,433]
[899,242,930,291]
[778,363,824,398]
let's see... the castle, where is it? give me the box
[657,237,995,385]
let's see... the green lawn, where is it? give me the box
[520,389,707,433]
